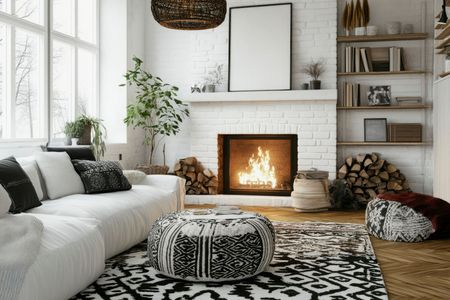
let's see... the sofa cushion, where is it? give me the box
[16,157,47,201]
[35,152,85,200]
[72,160,131,194]
[0,157,41,214]
[44,146,96,161]
[28,185,178,258]
[19,214,104,300]
[0,186,11,215]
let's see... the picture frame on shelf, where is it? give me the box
[367,85,391,106]
[364,118,388,142]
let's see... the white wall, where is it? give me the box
[145,0,338,168]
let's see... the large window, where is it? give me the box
[0,0,98,140]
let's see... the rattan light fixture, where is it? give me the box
[151,0,227,30]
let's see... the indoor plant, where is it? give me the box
[64,121,84,146]
[122,56,189,174]
[203,64,225,93]
[76,115,107,160]
[303,60,325,90]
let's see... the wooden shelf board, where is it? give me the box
[337,105,432,110]
[439,72,450,78]
[436,25,450,40]
[337,33,427,43]
[338,71,427,76]
[337,142,432,146]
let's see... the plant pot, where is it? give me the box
[354,27,366,36]
[203,84,215,93]
[136,164,169,175]
[309,80,321,90]
[78,125,92,145]
[71,138,79,146]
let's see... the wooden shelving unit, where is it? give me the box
[337,104,432,110]
[337,33,427,43]
[338,71,427,76]
[337,142,432,146]
[439,71,450,78]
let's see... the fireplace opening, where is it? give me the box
[218,134,298,196]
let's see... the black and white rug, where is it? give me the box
[74,222,388,300]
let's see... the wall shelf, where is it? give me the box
[337,105,432,110]
[337,33,427,43]
[436,37,450,49]
[338,71,427,76]
[337,142,432,146]
[439,71,450,78]
[436,25,450,40]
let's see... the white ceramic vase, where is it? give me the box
[71,138,79,146]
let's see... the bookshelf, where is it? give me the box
[337,104,432,110]
[338,71,427,76]
[337,33,428,43]
[337,142,432,146]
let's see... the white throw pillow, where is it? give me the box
[122,170,146,185]
[35,152,85,199]
[0,186,11,215]
[16,157,47,200]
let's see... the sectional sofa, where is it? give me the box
[8,155,185,300]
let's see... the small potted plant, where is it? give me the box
[303,60,325,90]
[203,64,225,93]
[64,121,84,146]
[121,56,189,174]
[76,115,107,160]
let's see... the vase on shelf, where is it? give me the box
[71,138,79,146]
[310,80,321,90]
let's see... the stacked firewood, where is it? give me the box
[338,153,410,202]
[174,157,218,195]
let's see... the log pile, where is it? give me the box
[174,157,219,195]
[338,153,410,202]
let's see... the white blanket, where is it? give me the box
[0,214,43,300]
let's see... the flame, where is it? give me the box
[238,147,277,189]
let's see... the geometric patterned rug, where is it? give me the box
[73,222,388,300]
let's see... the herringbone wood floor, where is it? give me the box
[186,205,450,299]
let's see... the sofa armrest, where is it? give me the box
[138,175,186,210]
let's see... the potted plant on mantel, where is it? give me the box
[303,60,325,90]
[122,56,190,175]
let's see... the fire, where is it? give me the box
[238,147,277,189]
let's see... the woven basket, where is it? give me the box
[136,165,169,175]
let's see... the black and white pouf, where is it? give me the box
[148,210,275,282]
[73,222,388,300]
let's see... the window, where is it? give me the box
[0,0,98,140]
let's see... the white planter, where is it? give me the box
[354,27,366,36]
[71,138,79,146]
[366,26,378,36]
[386,22,401,35]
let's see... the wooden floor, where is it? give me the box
[186,205,450,299]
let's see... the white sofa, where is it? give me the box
[11,156,185,300]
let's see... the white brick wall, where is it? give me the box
[189,100,337,180]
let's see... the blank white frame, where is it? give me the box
[228,3,292,92]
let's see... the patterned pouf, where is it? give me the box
[148,210,275,282]
[366,197,434,242]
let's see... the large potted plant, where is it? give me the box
[122,56,189,174]
[64,121,84,146]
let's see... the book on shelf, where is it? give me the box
[343,47,407,73]
[341,82,361,107]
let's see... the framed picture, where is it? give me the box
[364,118,388,142]
[367,86,391,106]
[228,3,292,92]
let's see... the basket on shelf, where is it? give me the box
[136,165,169,175]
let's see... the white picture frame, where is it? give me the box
[228,3,292,92]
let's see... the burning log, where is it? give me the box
[174,157,218,195]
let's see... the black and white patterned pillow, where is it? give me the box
[72,160,131,194]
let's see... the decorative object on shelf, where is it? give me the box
[368,86,391,106]
[362,0,370,28]
[364,118,388,142]
[438,0,449,25]
[337,153,411,203]
[396,96,423,105]
[150,0,227,30]
[388,123,423,142]
[342,1,352,36]
[301,83,309,90]
[203,64,225,93]
[366,25,378,36]
[386,22,401,35]
[228,3,292,92]
[403,24,414,34]
[191,84,201,93]
[122,56,190,174]
[291,169,331,212]
[302,59,325,90]
[342,0,370,36]
[75,115,107,160]
[64,121,84,146]
[353,0,365,36]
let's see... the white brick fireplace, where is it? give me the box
[184,90,337,206]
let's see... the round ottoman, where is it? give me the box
[366,198,434,242]
[148,210,275,282]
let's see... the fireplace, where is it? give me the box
[218,134,298,196]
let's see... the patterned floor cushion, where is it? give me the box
[366,198,434,242]
[148,210,275,282]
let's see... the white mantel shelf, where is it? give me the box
[184,89,338,103]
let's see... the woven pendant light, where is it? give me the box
[151,0,227,30]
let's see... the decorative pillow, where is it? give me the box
[0,186,12,215]
[0,157,41,214]
[16,157,47,200]
[35,152,85,199]
[43,146,96,161]
[122,170,147,185]
[72,160,132,194]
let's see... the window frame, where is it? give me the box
[0,0,99,143]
